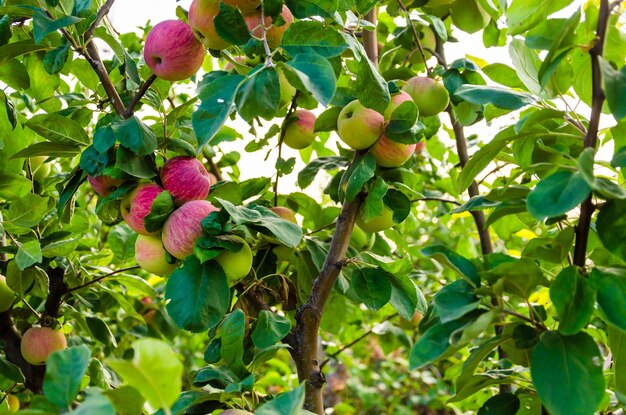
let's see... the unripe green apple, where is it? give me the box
[450,0,490,34]
[337,100,385,150]
[215,235,253,286]
[383,91,414,120]
[350,226,371,250]
[272,244,295,261]
[279,68,297,108]
[245,5,293,48]
[0,275,15,313]
[20,326,67,365]
[402,76,450,117]
[29,156,51,182]
[135,235,177,276]
[356,206,395,233]
[222,0,260,14]
[283,110,317,150]
[370,135,416,168]
[7,395,19,412]
[189,0,231,50]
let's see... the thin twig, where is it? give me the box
[397,0,431,76]
[84,0,116,41]
[123,74,158,119]
[64,266,141,295]
[411,197,461,206]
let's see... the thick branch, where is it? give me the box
[573,0,612,267]
[84,41,126,115]
[362,10,378,65]
[0,312,45,392]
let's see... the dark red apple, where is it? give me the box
[160,156,211,205]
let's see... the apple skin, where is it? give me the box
[135,235,177,276]
[223,0,260,14]
[270,206,297,224]
[283,110,317,150]
[87,174,124,196]
[350,226,371,250]
[220,411,254,415]
[121,183,165,235]
[162,200,219,259]
[144,20,205,81]
[450,0,490,34]
[215,235,253,286]
[160,156,211,205]
[30,156,51,182]
[370,134,416,168]
[356,206,395,233]
[279,68,296,108]
[245,5,293,48]
[207,172,218,185]
[383,91,414,120]
[20,327,67,366]
[189,0,231,50]
[0,274,15,313]
[7,394,19,412]
[337,100,385,150]
[402,76,450,117]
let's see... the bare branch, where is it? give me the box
[84,0,116,42]
[123,74,158,119]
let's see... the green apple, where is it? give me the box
[356,206,395,233]
[189,0,231,50]
[215,235,253,286]
[337,100,385,150]
[283,110,317,150]
[20,326,67,365]
[7,395,19,412]
[402,76,450,117]
[384,91,415,120]
[0,275,15,313]
[450,0,490,34]
[279,68,297,108]
[135,235,177,276]
[350,225,372,249]
[29,156,51,182]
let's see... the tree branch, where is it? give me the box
[122,74,158,119]
[64,266,141,295]
[573,0,612,268]
[397,0,431,76]
[84,0,116,42]
[84,41,126,116]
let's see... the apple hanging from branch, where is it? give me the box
[160,156,212,205]
[121,183,165,235]
[135,235,177,276]
[162,200,219,259]
[20,326,67,366]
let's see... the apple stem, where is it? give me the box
[397,0,432,76]
[259,6,274,65]
[84,0,116,42]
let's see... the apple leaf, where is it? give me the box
[355,53,390,115]
[421,245,479,286]
[79,145,108,176]
[33,11,82,44]
[144,191,175,233]
[219,310,246,376]
[43,345,91,410]
[409,317,468,369]
[314,107,342,132]
[297,156,349,189]
[343,152,376,202]
[600,59,626,121]
[236,66,280,121]
[283,53,337,106]
[590,267,626,332]
[214,2,250,45]
[282,20,349,58]
[16,239,42,270]
[111,116,157,157]
[388,101,419,134]
[256,383,306,415]
[25,113,89,146]
[454,84,536,110]
[434,280,481,324]
[194,234,243,263]
[351,268,392,311]
[361,177,388,222]
[550,267,595,335]
[477,393,520,415]
[527,171,591,220]
[252,310,291,350]
[383,189,411,224]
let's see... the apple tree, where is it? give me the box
[1,0,626,414]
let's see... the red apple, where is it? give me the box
[160,156,211,205]
[337,100,385,150]
[135,235,177,276]
[20,326,67,365]
[270,206,297,224]
[402,76,450,117]
[283,110,317,150]
[370,135,416,168]
[144,20,205,81]
[223,0,260,14]
[384,91,414,120]
[189,0,231,50]
[120,183,165,235]
[245,5,293,48]
[87,174,123,196]
[162,200,219,259]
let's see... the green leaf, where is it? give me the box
[33,11,82,43]
[16,240,42,270]
[549,267,595,335]
[252,310,291,349]
[43,42,70,74]
[43,345,91,410]
[361,177,388,222]
[388,101,419,134]
[481,63,525,88]
[609,326,626,404]
[144,191,175,233]
[384,268,419,320]
[26,114,89,145]
[314,106,342,132]
[214,2,250,45]
[420,245,480,286]
[7,194,52,228]
[454,85,535,110]
[506,0,571,35]
[256,383,305,415]
[0,15,11,46]
[165,256,230,332]
[351,268,392,311]
[112,116,157,156]
[0,173,32,200]
[11,141,81,158]
[344,153,376,202]
[0,40,49,67]
[106,339,183,413]
[220,310,246,374]
[73,390,116,415]
[297,156,349,189]
[527,171,591,220]
[383,189,412,224]
[409,318,467,369]
[355,54,390,115]
[236,67,280,121]
[282,20,348,57]
[0,356,25,383]
[597,199,626,258]
[434,280,480,324]
[537,9,580,89]
[193,74,244,149]
[531,331,605,415]
[590,267,626,332]
[284,53,337,106]
[600,59,626,121]
[0,59,31,90]
[478,393,520,415]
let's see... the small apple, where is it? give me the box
[283,110,317,150]
[370,134,416,168]
[350,225,371,250]
[160,156,211,205]
[245,5,293,48]
[215,235,253,286]
[7,395,19,413]
[270,206,297,224]
[356,206,395,233]
[144,20,205,81]
[162,200,219,259]
[207,172,218,185]
[87,174,124,196]
[337,100,385,150]
[450,0,490,34]
[29,156,51,182]
[402,76,450,117]
[20,326,67,365]
[135,235,177,276]
[0,274,15,313]
[272,244,294,261]
[121,183,165,235]
[143,309,157,326]
[223,0,260,14]
[384,91,414,120]
[189,0,231,50]
[279,67,296,108]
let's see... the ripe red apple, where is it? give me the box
[135,235,177,276]
[87,174,124,196]
[337,100,385,150]
[120,183,165,235]
[215,235,253,286]
[189,0,231,50]
[370,135,417,168]
[283,110,317,150]
[245,5,293,48]
[144,20,205,81]
[162,200,219,259]
[223,0,260,14]
[384,91,414,120]
[20,326,67,365]
[0,274,15,313]
[402,76,450,117]
[160,156,211,205]
[356,206,395,233]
